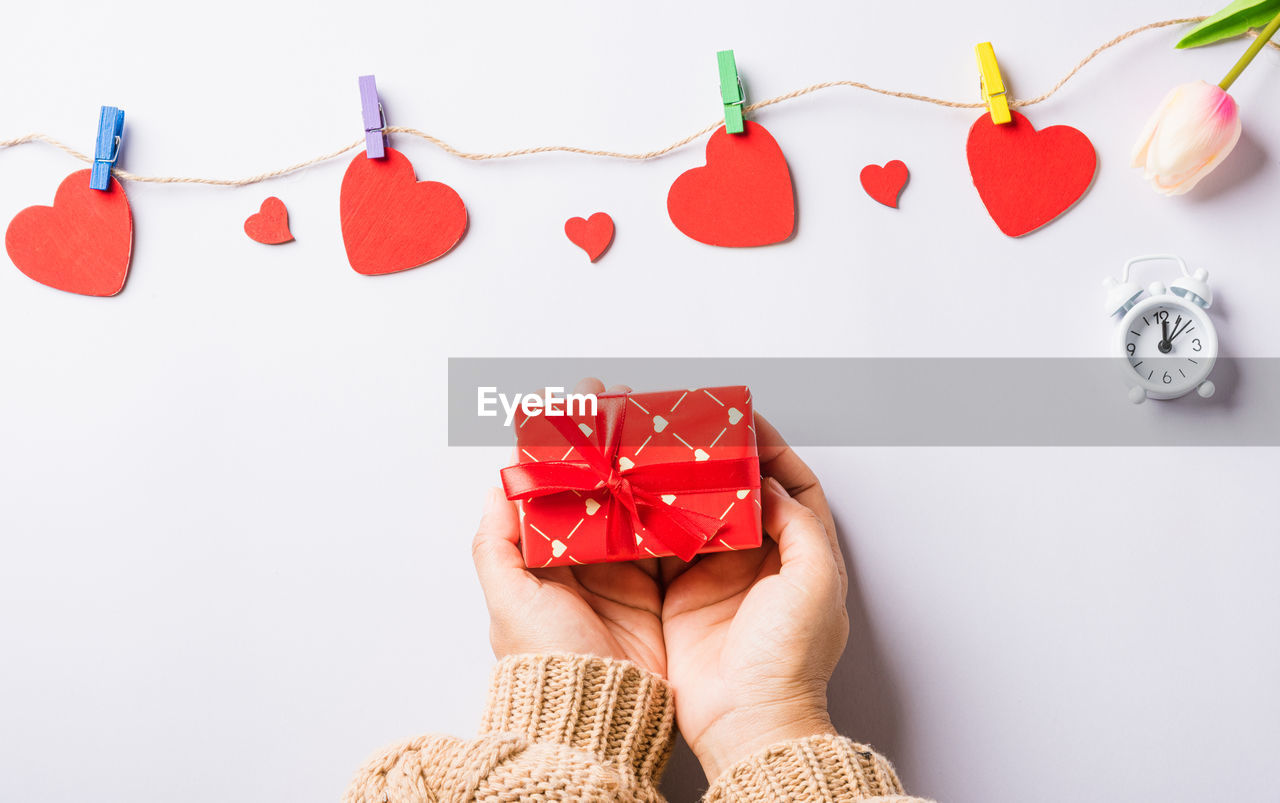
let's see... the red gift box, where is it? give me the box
[501,386,762,568]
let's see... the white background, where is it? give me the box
[2,1,1278,801]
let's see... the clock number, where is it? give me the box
[1163,371,1172,384]
[1192,338,1201,352]
[1127,343,1135,356]
[1154,310,1169,324]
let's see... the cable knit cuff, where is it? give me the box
[479,653,676,785]
[704,734,918,802]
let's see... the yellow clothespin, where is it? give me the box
[975,42,1011,125]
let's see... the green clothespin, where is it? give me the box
[717,50,745,134]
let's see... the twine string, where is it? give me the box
[1,16,1274,187]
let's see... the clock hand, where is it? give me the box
[1160,319,1172,353]
[1169,316,1192,344]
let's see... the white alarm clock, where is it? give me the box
[1103,255,1217,404]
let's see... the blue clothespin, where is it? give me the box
[359,75,386,158]
[90,106,124,191]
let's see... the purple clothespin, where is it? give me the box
[359,75,386,159]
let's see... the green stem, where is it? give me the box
[1219,8,1280,90]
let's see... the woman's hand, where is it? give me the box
[661,414,850,780]
[471,380,667,677]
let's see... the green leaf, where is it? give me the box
[1177,0,1280,48]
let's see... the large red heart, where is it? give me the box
[244,196,293,244]
[860,160,909,208]
[5,169,133,296]
[339,147,467,275]
[966,111,1097,237]
[564,212,614,262]
[667,121,794,247]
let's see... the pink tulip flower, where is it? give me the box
[1131,80,1241,196]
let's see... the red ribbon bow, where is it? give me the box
[500,394,760,561]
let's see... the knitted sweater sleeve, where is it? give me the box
[343,653,676,803]
[703,733,934,803]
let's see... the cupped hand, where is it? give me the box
[660,413,850,780]
[471,379,667,677]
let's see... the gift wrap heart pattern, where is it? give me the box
[512,386,762,568]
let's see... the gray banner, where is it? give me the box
[447,358,1278,446]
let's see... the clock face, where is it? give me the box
[1121,297,1216,396]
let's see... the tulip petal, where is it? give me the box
[1132,80,1241,195]
[1131,85,1182,168]
[1158,115,1241,195]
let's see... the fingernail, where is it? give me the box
[483,487,499,514]
[764,476,787,497]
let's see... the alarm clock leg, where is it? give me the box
[1198,381,1215,399]
[1128,386,1148,404]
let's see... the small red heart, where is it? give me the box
[564,212,614,262]
[966,111,1097,237]
[5,169,133,297]
[339,147,467,275]
[667,121,794,247]
[244,196,293,244]
[859,160,909,208]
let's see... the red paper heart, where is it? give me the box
[667,121,795,247]
[564,212,614,262]
[244,196,293,244]
[966,111,1097,237]
[339,147,467,275]
[859,160,909,208]
[5,169,133,297]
